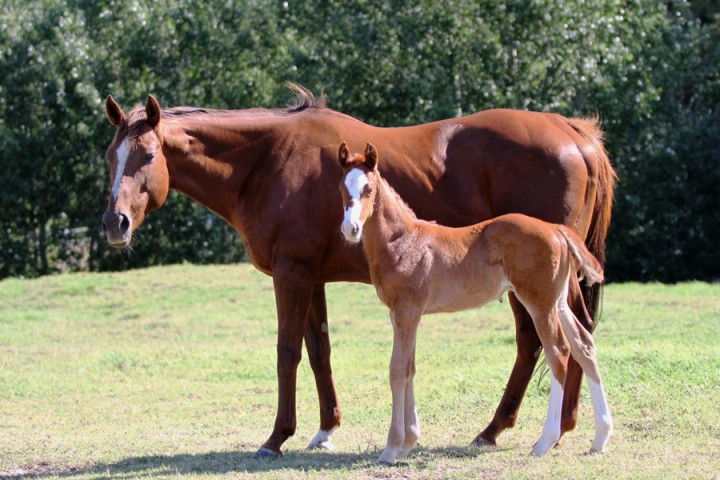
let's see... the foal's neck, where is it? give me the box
[363,176,421,261]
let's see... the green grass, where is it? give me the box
[0,264,718,479]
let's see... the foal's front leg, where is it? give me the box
[399,348,420,459]
[379,310,421,465]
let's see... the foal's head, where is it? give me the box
[102,95,170,248]
[337,142,380,244]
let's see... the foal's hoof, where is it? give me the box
[253,447,281,460]
[470,435,496,448]
[378,450,398,466]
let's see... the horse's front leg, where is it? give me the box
[305,283,342,450]
[379,310,421,465]
[473,293,542,446]
[254,257,318,459]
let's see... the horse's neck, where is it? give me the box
[161,115,278,223]
[363,178,419,265]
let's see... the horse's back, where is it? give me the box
[285,107,607,282]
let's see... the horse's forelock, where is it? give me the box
[123,106,150,138]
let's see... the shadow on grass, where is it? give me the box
[1,444,504,479]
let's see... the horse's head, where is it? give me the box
[337,142,380,244]
[102,95,170,248]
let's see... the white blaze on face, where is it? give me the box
[112,138,131,200]
[341,168,369,242]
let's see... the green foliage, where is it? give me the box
[0,0,718,280]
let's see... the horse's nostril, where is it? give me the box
[352,223,360,235]
[119,213,130,233]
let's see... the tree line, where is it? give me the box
[1,0,718,282]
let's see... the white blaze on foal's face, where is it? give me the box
[341,167,370,243]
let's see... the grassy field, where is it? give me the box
[0,263,718,479]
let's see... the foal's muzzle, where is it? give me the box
[102,210,132,248]
[341,220,362,244]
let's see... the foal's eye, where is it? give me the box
[144,153,155,164]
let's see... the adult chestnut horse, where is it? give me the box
[101,85,615,458]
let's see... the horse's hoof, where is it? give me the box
[307,428,337,451]
[587,445,607,455]
[253,447,281,460]
[469,435,496,448]
[378,459,396,467]
[307,440,335,451]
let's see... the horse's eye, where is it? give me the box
[144,153,155,164]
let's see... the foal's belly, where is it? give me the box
[423,283,507,315]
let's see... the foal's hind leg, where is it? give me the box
[557,301,613,453]
[528,308,571,457]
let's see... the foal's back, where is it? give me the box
[413,213,572,315]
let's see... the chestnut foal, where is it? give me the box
[338,143,613,465]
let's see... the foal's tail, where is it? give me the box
[558,227,604,286]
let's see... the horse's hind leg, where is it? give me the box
[557,300,613,453]
[473,293,542,446]
[305,283,342,450]
[560,275,595,437]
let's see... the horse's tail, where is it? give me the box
[558,226,604,286]
[565,116,616,326]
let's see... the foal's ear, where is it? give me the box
[105,95,126,127]
[365,143,378,170]
[338,142,351,168]
[145,94,162,128]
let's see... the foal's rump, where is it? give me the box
[477,214,604,305]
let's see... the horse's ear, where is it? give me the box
[105,95,126,127]
[145,94,162,128]
[338,142,351,168]
[365,143,378,170]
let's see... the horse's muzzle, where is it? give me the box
[102,210,132,248]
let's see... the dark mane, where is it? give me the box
[124,83,326,137]
[286,82,326,111]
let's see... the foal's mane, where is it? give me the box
[124,83,326,138]
[345,155,432,225]
[378,176,421,223]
